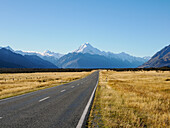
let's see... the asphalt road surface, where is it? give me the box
[0,71,99,128]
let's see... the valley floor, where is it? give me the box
[88,70,170,127]
[0,71,91,99]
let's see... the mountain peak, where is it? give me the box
[43,50,63,58]
[120,52,128,55]
[73,42,102,55]
[44,50,52,54]
[83,42,92,46]
[84,42,89,45]
[0,46,14,51]
[79,42,93,50]
[6,46,11,49]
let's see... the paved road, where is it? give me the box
[0,71,99,128]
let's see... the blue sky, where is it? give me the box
[0,0,169,57]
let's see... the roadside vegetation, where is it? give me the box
[88,70,170,127]
[0,72,91,99]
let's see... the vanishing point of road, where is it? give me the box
[0,71,99,128]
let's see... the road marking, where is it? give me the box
[0,82,65,102]
[71,86,75,88]
[0,72,98,102]
[76,79,99,128]
[0,117,2,119]
[77,84,79,86]
[39,96,50,102]
[60,89,66,92]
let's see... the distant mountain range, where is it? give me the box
[57,53,145,68]
[0,48,58,68]
[0,43,153,68]
[15,49,63,65]
[57,43,150,68]
[73,43,149,63]
[139,45,170,68]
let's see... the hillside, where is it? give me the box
[139,45,170,68]
[0,48,58,68]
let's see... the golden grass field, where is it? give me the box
[88,70,170,128]
[0,71,91,99]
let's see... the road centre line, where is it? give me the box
[60,89,66,92]
[39,97,50,102]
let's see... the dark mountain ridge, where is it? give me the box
[0,48,58,68]
[139,44,170,68]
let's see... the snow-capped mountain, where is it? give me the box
[0,48,58,68]
[0,46,14,52]
[15,50,63,65]
[15,50,43,56]
[73,42,104,55]
[43,50,63,59]
[15,50,63,59]
[0,46,63,65]
[110,52,150,63]
[0,43,151,68]
[73,42,150,63]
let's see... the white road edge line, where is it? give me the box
[76,79,99,128]
[60,89,66,92]
[39,96,50,102]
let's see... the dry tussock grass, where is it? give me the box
[88,70,170,128]
[0,72,91,99]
